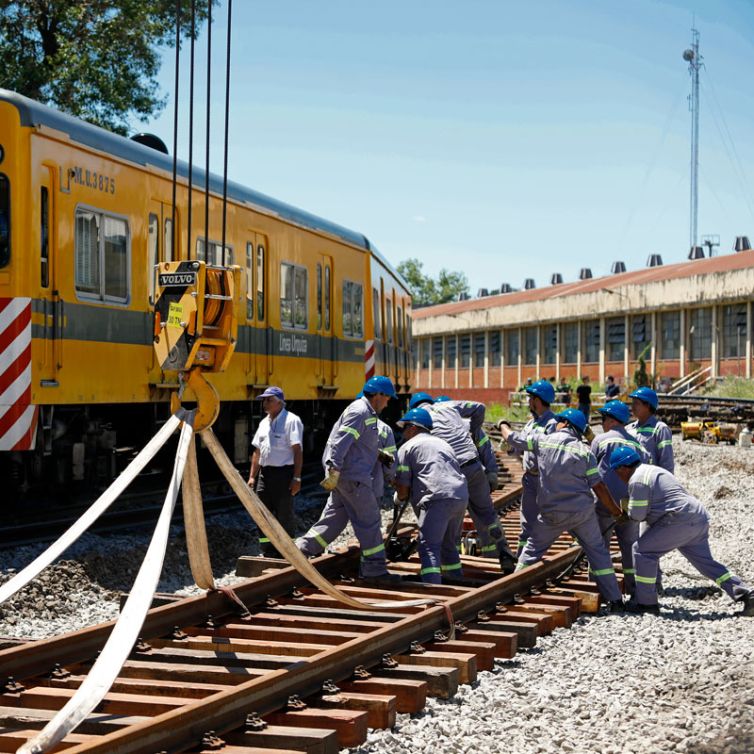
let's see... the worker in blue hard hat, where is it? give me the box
[498,378,559,557]
[500,407,625,610]
[591,400,650,596]
[394,408,468,583]
[610,446,754,616]
[411,392,517,573]
[296,375,400,582]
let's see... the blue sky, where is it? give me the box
[143,0,754,294]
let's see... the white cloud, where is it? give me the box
[411,215,427,223]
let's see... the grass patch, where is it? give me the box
[485,403,531,424]
[705,377,754,400]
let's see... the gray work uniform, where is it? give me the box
[590,427,649,594]
[627,416,674,472]
[428,403,514,561]
[505,410,558,555]
[474,427,497,476]
[442,399,486,434]
[395,432,468,583]
[518,427,622,603]
[296,396,387,577]
[372,419,397,503]
[627,464,752,606]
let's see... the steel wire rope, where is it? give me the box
[187,0,196,258]
[204,0,212,261]
[170,0,181,260]
[221,0,233,263]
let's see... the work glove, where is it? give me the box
[620,497,630,513]
[320,467,341,491]
[497,420,512,430]
[583,426,595,443]
[615,512,631,525]
[378,450,394,468]
[487,471,498,492]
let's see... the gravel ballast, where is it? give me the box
[1,439,753,753]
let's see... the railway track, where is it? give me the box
[0,458,619,754]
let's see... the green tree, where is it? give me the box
[397,257,469,307]
[0,1,212,135]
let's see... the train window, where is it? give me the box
[343,281,363,338]
[406,314,412,351]
[316,264,322,330]
[0,174,9,268]
[41,187,49,287]
[280,262,307,329]
[385,301,393,343]
[197,238,232,265]
[75,209,130,303]
[257,245,265,320]
[147,213,159,304]
[372,287,381,339]
[246,242,254,319]
[397,306,403,348]
[164,218,173,262]
[324,265,331,330]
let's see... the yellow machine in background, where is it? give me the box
[681,420,738,445]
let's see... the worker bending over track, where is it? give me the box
[409,393,517,573]
[610,446,754,616]
[394,408,468,583]
[296,376,399,583]
[498,379,558,557]
[591,400,650,597]
[500,408,624,610]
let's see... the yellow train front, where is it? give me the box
[0,89,412,501]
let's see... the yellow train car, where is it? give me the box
[0,90,412,497]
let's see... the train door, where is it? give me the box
[385,292,395,382]
[38,164,60,387]
[318,255,335,386]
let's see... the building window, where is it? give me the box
[460,334,471,368]
[659,311,680,359]
[421,338,430,369]
[280,262,308,329]
[721,304,747,358]
[506,329,520,365]
[606,317,625,362]
[75,209,129,303]
[689,307,711,360]
[542,325,557,365]
[489,331,501,367]
[631,315,650,359]
[562,323,578,363]
[433,336,443,369]
[342,280,363,337]
[524,326,537,365]
[446,336,457,369]
[582,320,600,363]
[474,332,486,367]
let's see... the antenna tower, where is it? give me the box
[683,28,702,252]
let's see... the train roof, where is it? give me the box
[0,89,409,293]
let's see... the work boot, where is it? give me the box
[607,599,625,613]
[738,591,754,617]
[625,599,661,615]
[498,551,517,575]
[360,572,403,586]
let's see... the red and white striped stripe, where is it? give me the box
[0,298,37,451]
[364,339,375,380]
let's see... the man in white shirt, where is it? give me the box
[247,386,304,558]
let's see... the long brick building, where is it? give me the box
[412,247,754,403]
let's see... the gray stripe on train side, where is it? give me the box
[30,300,367,363]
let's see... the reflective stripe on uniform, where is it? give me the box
[598,438,642,452]
[537,441,589,458]
[365,417,377,426]
[586,467,600,476]
[635,575,657,584]
[397,464,409,472]
[629,499,649,506]
[340,426,360,439]
[476,435,490,448]
[420,566,442,575]
[362,542,386,557]
[384,445,397,453]
[259,536,271,544]
[716,571,733,585]
[480,544,497,553]
[657,440,672,449]
[590,567,615,576]
[313,532,329,549]
[623,568,636,575]
[441,562,463,571]
[527,436,535,451]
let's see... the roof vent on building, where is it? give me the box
[457,291,470,301]
[734,236,752,252]
[611,261,626,274]
[550,273,563,285]
[499,283,513,293]
[477,288,489,298]
[579,268,592,280]
[646,254,663,267]
[523,278,536,290]
[688,245,705,260]
[489,288,500,296]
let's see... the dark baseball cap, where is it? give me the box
[258,386,284,401]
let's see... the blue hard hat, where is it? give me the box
[409,392,434,409]
[525,379,555,405]
[434,395,452,403]
[397,407,433,430]
[629,387,658,410]
[555,407,588,434]
[362,375,396,398]
[598,400,630,425]
[609,445,642,470]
